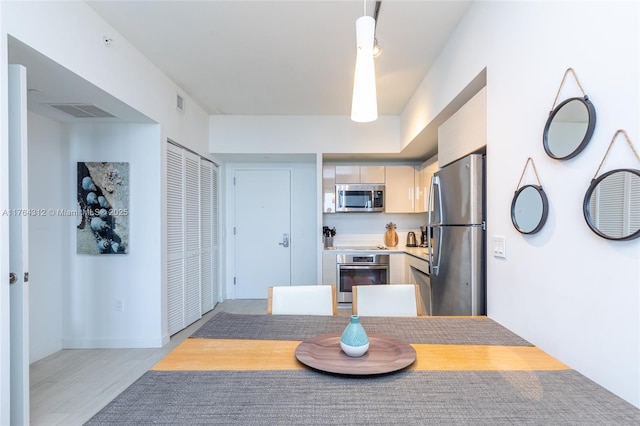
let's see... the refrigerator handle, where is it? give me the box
[427,175,442,274]
[427,175,439,226]
[428,175,443,225]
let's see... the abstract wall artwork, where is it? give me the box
[77,162,129,254]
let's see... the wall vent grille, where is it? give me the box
[176,94,185,113]
[48,103,116,118]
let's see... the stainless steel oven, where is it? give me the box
[336,254,389,303]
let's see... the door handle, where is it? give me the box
[278,233,289,248]
[9,272,17,284]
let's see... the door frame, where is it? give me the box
[2,63,30,425]
[225,164,294,299]
[1,32,12,425]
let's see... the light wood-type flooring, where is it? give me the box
[29,299,272,426]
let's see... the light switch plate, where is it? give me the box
[492,236,506,258]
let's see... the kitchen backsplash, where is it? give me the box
[323,212,427,247]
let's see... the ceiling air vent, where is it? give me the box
[48,103,116,118]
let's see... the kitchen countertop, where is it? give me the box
[403,246,431,262]
[325,245,430,262]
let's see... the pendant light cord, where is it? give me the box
[373,1,382,29]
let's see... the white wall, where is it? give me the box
[401,1,639,407]
[27,112,66,362]
[210,115,399,155]
[65,123,163,348]
[2,1,209,157]
[2,1,213,352]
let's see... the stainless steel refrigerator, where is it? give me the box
[427,153,486,316]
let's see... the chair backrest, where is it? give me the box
[352,284,422,317]
[267,285,337,316]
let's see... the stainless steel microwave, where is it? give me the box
[335,184,384,212]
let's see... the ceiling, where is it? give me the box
[86,0,472,117]
[9,1,474,161]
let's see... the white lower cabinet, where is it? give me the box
[389,254,406,284]
[406,255,431,315]
[322,253,337,285]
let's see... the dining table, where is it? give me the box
[86,312,640,425]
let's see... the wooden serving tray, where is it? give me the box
[295,333,416,375]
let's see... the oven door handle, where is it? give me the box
[338,265,388,270]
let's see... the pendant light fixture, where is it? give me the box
[350,1,378,123]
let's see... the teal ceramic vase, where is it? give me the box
[340,315,369,357]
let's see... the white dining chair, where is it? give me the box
[267,285,337,316]
[352,284,422,317]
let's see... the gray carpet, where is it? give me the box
[86,370,640,425]
[191,312,532,346]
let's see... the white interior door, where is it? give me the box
[8,64,30,425]
[234,169,291,299]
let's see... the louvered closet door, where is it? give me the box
[166,143,185,335]
[200,159,214,313]
[184,151,202,326]
[212,163,219,308]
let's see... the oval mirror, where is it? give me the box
[583,169,640,241]
[543,96,596,160]
[511,185,549,234]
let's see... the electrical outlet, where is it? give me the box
[115,299,124,311]
[492,236,506,259]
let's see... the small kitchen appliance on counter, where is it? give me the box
[420,226,429,247]
[406,231,417,247]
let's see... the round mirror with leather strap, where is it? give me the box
[543,96,596,160]
[511,184,549,234]
[583,168,640,241]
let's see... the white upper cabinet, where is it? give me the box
[360,166,385,183]
[415,156,438,213]
[322,166,336,213]
[335,165,385,184]
[385,165,416,213]
[438,87,486,167]
[335,165,359,183]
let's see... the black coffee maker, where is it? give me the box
[420,226,429,247]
